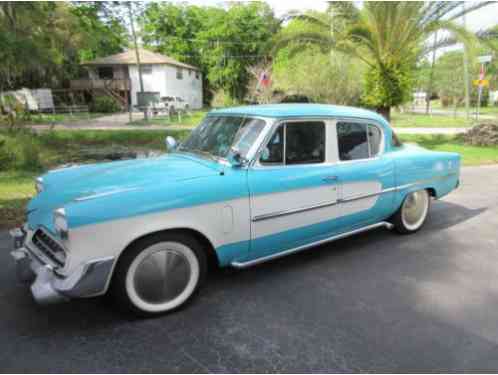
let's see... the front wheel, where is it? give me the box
[391,189,430,234]
[110,232,207,317]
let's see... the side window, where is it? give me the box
[337,122,382,161]
[260,121,325,165]
[286,122,325,164]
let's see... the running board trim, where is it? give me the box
[230,221,394,269]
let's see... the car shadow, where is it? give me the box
[208,199,487,284]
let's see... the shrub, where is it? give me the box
[90,96,120,113]
[0,134,14,169]
[0,130,42,171]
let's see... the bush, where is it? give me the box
[210,89,241,108]
[0,130,42,171]
[0,134,14,169]
[90,96,120,113]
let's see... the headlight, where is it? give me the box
[35,177,44,194]
[53,208,69,239]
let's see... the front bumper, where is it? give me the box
[10,226,115,305]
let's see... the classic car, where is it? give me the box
[10,104,460,317]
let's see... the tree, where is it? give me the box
[140,2,279,104]
[275,1,489,120]
[0,2,127,90]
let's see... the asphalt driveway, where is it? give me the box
[1,165,498,373]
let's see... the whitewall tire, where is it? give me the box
[392,189,430,234]
[110,232,207,317]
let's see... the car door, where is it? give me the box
[332,120,395,230]
[247,119,342,260]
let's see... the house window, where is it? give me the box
[188,69,192,76]
[176,68,183,79]
[140,65,153,75]
[98,67,114,80]
[195,71,200,79]
[260,122,325,165]
[336,122,383,161]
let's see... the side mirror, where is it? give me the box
[165,136,177,151]
[228,147,248,167]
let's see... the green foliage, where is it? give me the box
[272,43,364,105]
[0,130,42,171]
[141,2,279,103]
[70,3,128,62]
[275,2,483,118]
[0,2,127,90]
[362,62,414,109]
[90,96,120,114]
[433,51,466,106]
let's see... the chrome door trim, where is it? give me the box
[252,200,338,222]
[249,172,457,222]
[231,221,394,268]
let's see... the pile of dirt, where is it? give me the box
[461,123,498,146]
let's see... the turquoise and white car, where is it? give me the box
[10,104,460,317]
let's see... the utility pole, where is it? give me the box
[462,3,470,120]
[426,30,438,115]
[127,2,147,121]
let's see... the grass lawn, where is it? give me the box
[399,134,498,166]
[391,112,475,128]
[0,171,36,228]
[128,110,208,128]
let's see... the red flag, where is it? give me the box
[259,71,271,87]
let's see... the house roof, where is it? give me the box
[209,104,390,126]
[82,49,200,71]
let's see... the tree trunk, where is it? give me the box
[376,106,391,122]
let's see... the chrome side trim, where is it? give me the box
[252,200,338,222]
[251,173,457,221]
[231,221,394,269]
[74,188,140,202]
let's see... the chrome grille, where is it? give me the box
[32,229,66,267]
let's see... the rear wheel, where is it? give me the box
[110,232,207,317]
[392,189,430,234]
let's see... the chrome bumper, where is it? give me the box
[10,226,115,305]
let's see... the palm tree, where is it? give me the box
[276,1,492,121]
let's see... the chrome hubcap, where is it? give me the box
[133,249,191,304]
[402,190,428,228]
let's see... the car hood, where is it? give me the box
[27,153,223,230]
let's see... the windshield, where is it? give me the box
[179,116,267,160]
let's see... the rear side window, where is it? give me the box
[260,121,325,165]
[337,122,382,161]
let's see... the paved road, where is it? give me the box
[1,165,498,372]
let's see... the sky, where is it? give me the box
[176,0,498,32]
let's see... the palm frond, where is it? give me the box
[279,10,329,29]
[271,31,333,56]
[446,1,496,21]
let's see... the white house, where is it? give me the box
[72,49,203,109]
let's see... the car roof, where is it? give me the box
[209,104,390,126]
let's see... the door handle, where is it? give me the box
[322,175,338,183]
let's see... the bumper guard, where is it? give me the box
[10,226,115,305]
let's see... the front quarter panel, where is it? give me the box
[61,167,250,277]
